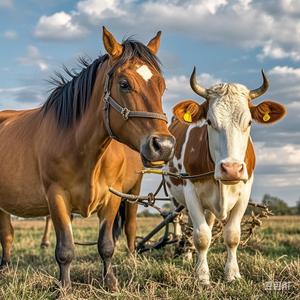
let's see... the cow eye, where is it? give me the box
[248,120,252,127]
[207,119,211,126]
[119,79,130,91]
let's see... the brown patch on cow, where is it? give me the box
[183,126,215,182]
[169,118,188,160]
[171,120,256,184]
[169,161,184,186]
[245,139,256,178]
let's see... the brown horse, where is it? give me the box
[40,139,141,256]
[0,27,174,290]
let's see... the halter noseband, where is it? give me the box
[103,71,168,141]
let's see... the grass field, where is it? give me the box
[0,215,299,299]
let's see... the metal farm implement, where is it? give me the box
[109,169,273,254]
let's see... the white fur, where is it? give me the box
[166,84,255,284]
[136,65,153,81]
[207,83,252,181]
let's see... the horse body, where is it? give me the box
[0,109,48,217]
[0,105,105,218]
[0,27,174,290]
[41,140,142,253]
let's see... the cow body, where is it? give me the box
[167,119,256,220]
[165,70,286,284]
[166,119,254,283]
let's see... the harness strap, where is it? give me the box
[102,73,168,141]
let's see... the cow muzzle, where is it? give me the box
[215,161,248,183]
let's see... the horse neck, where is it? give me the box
[73,59,112,162]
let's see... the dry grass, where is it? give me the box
[0,216,299,299]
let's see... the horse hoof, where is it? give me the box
[40,242,50,249]
[0,262,11,272]
[104,274,118,292]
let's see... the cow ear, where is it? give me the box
[250,100,286,124]
[173,100,206,124]
[102,26,123,60]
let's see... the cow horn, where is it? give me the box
[249,70,269,100]
[190,66,208,99]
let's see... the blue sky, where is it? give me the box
[0,0,300,205]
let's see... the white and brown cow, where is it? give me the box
[165,68,286,284]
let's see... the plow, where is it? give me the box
[109,169,273,255]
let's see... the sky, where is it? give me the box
[0,0,299,205]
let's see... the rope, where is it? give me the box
[140,169,214,180]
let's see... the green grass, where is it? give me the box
[0,216,299,299]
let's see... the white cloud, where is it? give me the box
[35,11,87,40]
[0,86,44,109]
[165,72,221,101]
[264,65,300,103]
[31,0,300,61]
[269,66,300,77]
[77,0,125,23]
[17,45,49,71]
[254,173,300,189]
[256,142,300,166]
[0,0,13,8]
[258,41,300,61]
[3,30,17,40]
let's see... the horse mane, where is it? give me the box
[41,38,161,128]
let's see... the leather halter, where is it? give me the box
[103,71,168,141]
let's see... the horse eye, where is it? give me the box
[248,120,252,126]
[207,119,211,126]
[119,80,130,90]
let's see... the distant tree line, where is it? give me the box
[138,194,300,217]
[260,194,300,216]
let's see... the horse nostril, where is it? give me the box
[150,136,162,153]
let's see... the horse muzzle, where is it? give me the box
[141,134,175,168]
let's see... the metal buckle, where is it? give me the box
[104,92,110,103]
[121,107,130,120]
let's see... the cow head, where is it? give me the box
[173,68,286,183]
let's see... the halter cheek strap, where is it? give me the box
[103,73,168,141]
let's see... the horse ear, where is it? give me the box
[147,31,161,55]
[250,100,286,124]
[173,100,206,124]
[102,26,123,59]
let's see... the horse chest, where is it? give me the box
[69,172,112,217]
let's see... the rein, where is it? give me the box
[102,72,168,140]
[108,169,214,208]
[140,169,215,180]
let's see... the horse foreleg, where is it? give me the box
[124,178,141,254]
[0,210,13,268]
[40,216,52,248]
[97,194,121,291]
[124,202,138,254]
[47,185,74,288]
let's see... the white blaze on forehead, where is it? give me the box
[136,65,153,81]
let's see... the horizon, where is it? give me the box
[0,0,299,205]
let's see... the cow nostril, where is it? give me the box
[238,164,243,173]
[221,163,228,173]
